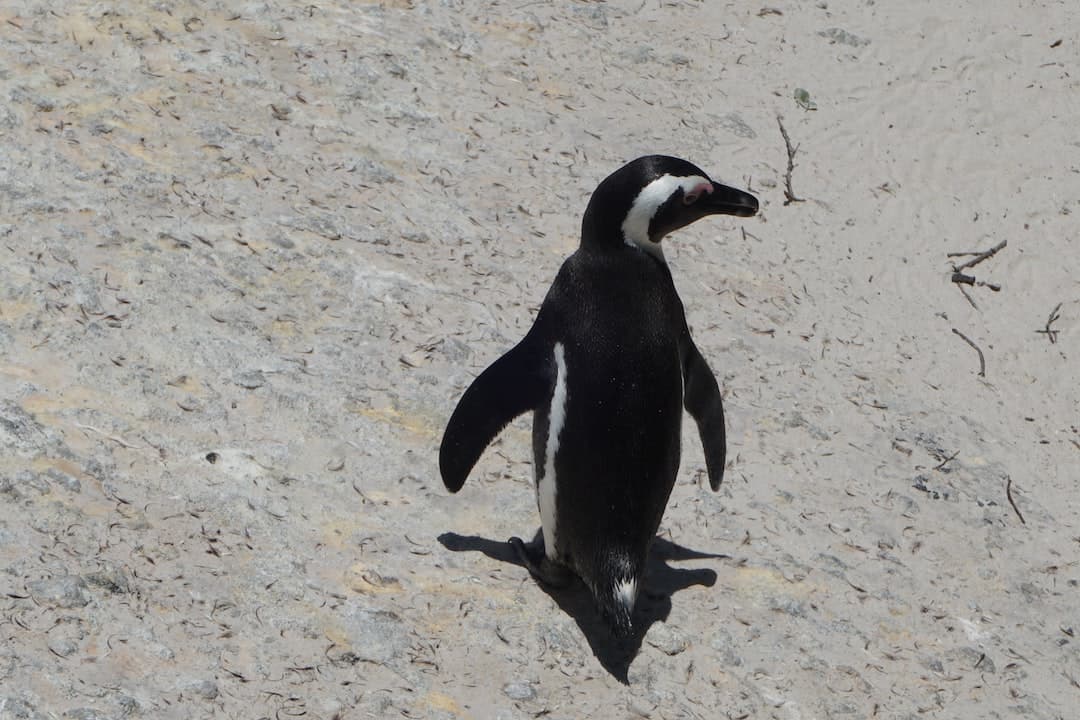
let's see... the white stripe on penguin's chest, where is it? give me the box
[539,342,568,559]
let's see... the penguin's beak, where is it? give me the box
[705,183,759,217]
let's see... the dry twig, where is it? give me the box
[933,450,959,471]
[74,422,144,450]
[1006,476,1026,525]
[956,284,978,310]
[1036,302,1063,344]
[951,328,986,377]
[951,272,1001,292]
[776,115,804,205]
[947,240,1006,305]
[949,239,1007,271]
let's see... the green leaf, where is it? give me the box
[794,88,817,111]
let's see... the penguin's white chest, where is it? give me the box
[538,342,568,559]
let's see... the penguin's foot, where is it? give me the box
[508,536,574,589]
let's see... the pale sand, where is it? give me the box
[1,1,1077,718]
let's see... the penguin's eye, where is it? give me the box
[682,192,699,206]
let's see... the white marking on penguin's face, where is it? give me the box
[621,173,712,260]
[539,342,568,560]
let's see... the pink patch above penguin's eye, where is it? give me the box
[683,181,714,205]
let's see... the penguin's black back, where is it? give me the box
[533,244,686,582]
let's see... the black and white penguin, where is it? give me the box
[440,156,758,637]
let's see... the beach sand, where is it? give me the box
[1,1,1077,717]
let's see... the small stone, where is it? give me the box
[63,709,106,720]
[436,337,472,364]
[176,396,203,412]
[28,575,91,608]
[341,600,409,665]
[233,370,266,389]
[0,106,21,129]
[818,28,870,47]
[502,681,536,701]
[399,351,426,368]
[183,679,219,700]
[349,158,396,184]
[146,642,175,660]
[646,623,689,656]
[45,468,81,493]
[922,656,945,674]
[48,638,78,658]
[0,696,46,719]
[318,699,345,718]
[84,567,131,595]
[1,471,50,498]
[770,595,808,617]
[113,695,138,717]
[1019,582,1044,602]
[953,646,996,674]
[709,629,743,666]
[620,45,655,64]
[715,112,757,139]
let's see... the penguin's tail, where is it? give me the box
[593,551,643,638]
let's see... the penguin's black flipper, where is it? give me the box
[439,332,553,493]
[681,333,726,491]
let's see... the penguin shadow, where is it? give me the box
[437,530,725,683]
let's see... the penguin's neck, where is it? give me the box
[580,224,667,265]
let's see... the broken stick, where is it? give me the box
[1006,476,1026,525]
[1035,302,1063,344]
[951,328,986,377]
[776,115,804,205]
[951,272,1001,291]
[947,239,1006,305]
[949,239,1007,272]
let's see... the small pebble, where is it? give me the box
[183,679,219,700]
[502,681,536,701]
[45,468,81,493]
[84,567,132,595]
[63,709,107,720]
[646,623,689,656]
[818,27,870,47]
[233,370,266,389]
[48,638,79,657]
[28,576,91,609]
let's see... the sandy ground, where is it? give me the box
[2,1,1079,718]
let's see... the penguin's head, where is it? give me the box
[581,155,758,261]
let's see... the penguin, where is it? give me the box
[440,155,758,637]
